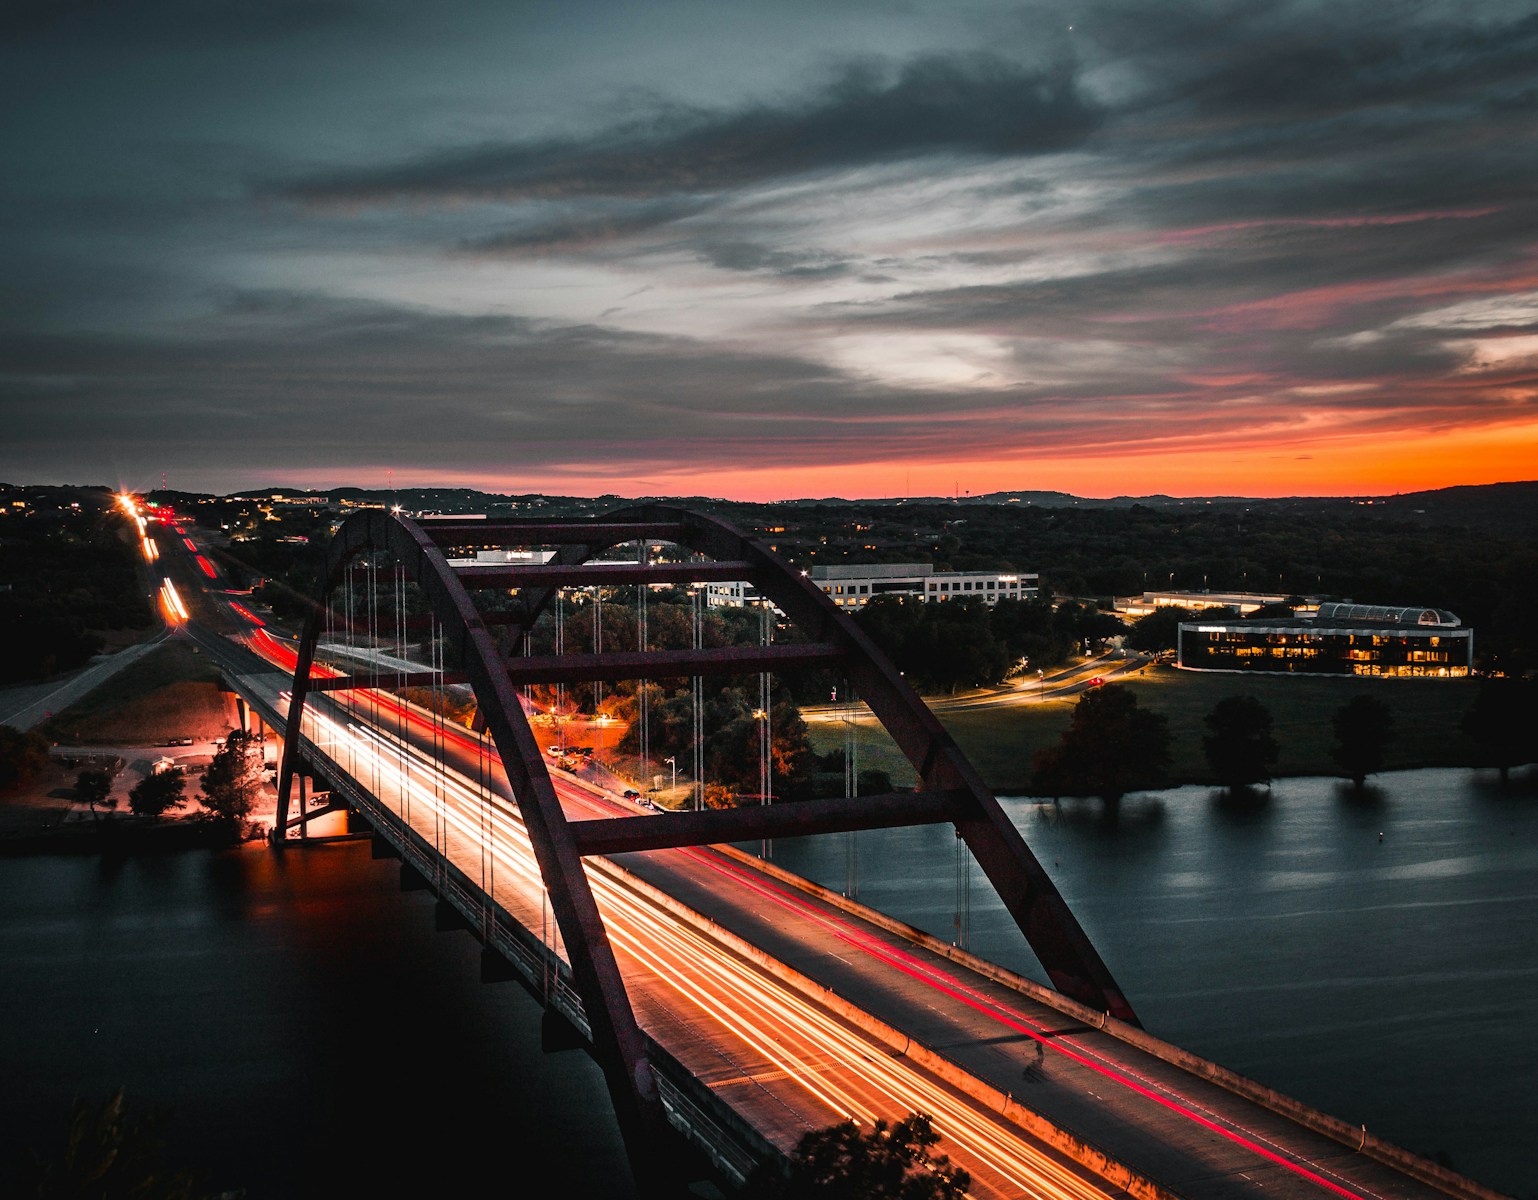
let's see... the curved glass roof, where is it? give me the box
[1313,602,1460,627]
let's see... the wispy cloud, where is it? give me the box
[280,53,1103,206]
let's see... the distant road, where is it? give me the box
[0,632,169,733]
[802,649,1150,724]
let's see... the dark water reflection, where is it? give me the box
[0,843,634,1199]
[767,767,1538,1199]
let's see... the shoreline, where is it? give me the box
[4,761,1530,859]
[0,815,248,856]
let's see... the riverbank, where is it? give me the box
[810,663,1494,793]
[0,814,244,856]
[0,741,279,857]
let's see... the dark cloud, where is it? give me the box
[697,242,851,279]
[459,199,709,257]
[1159,7,1538,117]
[0,0,362,44]
[0,291,945,481]
[1064,4,1538,236]
[0,0,105,41]
[832,200,1538,344]
[280,52,1103,205]
[3,281,1522,493]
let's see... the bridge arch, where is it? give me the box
[277,505,1135,1193]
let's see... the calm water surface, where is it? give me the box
[0,842,635,1199]
[1,767,1533,1198]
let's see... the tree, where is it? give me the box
[75,767,116,818]
[1032,683,1171,803]
[1202,695,1279,789]
[989,597,1075,671]
[858,597,1013,693]
[130,767,188,820]
[1331,695,1397,788]
[1249,597,1305,619]
[1460,678,1538,784]
[0,724,50,791]
[1124,607,1195,654]
[743,1112,970,1200]
[24,1086,237,1200]
[200,730,264,822]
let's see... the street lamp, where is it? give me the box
[664,756,676,792]
[1038,669,1045,701]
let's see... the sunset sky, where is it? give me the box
[3,0,1535,500]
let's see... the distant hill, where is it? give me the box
[1367,481,1538,538]
[209,479,1537,536]
[768,490,1252,508]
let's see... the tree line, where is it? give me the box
[0,729,272,829]
[853,594,1122,692]
[726,498,1536,676]
[1030,678,1537,802]
[0,487,153,683]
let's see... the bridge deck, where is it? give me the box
[617,844,1464,1200]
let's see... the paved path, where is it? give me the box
[0,632,168,732]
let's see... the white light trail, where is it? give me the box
[160,577,189,621]
[294,702,1114,1200]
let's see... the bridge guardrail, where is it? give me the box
[315,749,778,1181]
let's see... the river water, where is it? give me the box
[0,842,637,1199]
[1,767,1533,1199]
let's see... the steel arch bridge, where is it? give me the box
[276,504,1135,1194]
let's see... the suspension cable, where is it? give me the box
[844,676,858,899]
[691,581,704,810]
[555,590,565,748]
[954,829,971,949]
[638,556,650,794]
[394,562,407,841]
[591,584,602,760]
[758,601,772,859]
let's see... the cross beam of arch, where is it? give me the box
[277,505,1136,1193]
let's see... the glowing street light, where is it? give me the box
[1038,669,1045,701]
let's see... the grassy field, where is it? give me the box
[809,665,1483,795]
[39,639,234,746]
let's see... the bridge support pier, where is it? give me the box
[399,862,429,892]
[540,1008,588,1054]
[479,948,520,984]
[434,899,471,933]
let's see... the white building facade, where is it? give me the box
[807,563,1038,611]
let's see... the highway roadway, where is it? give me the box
[801,649,1153,732]
[140,504,1495,1200]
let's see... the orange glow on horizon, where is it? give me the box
[263,420,1538,503]
[544,421,1538,501]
